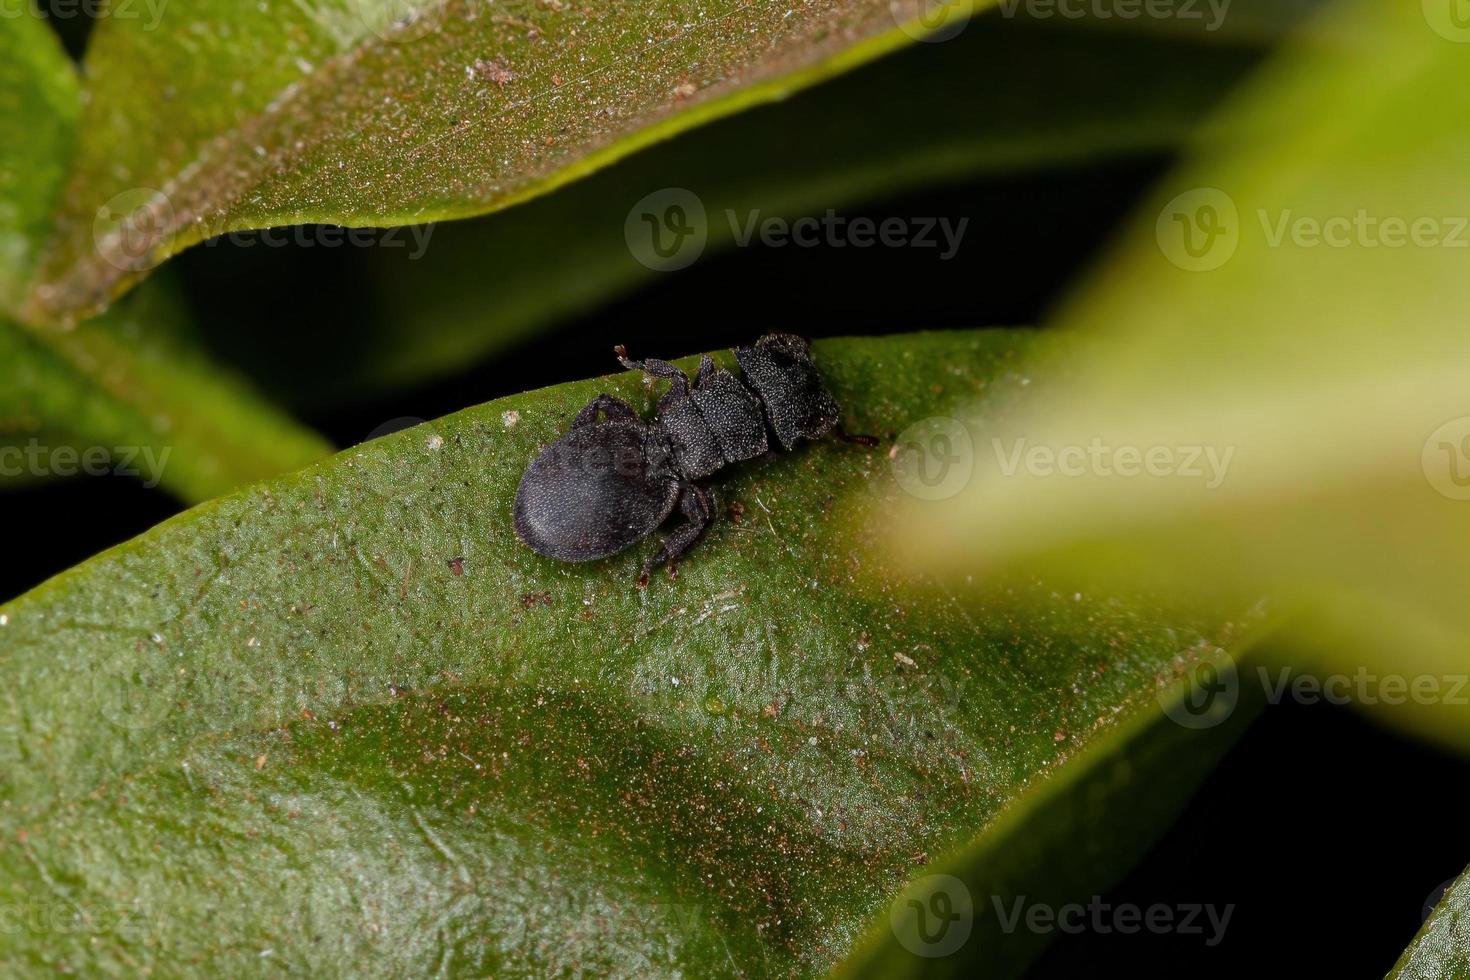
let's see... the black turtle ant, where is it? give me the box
[513,333,876,584]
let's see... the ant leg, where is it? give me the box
[834,425,881,447]
[615,345,691,412]
[638,483,714,586]
[572,394,639,428]
[693,356,716,388]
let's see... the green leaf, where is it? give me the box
[0,281,333,502]
[0,8,331,501]
[0,1,77,314]
[893,0,1470,752]
[22,0,989,326]
[0,330,1254,975]
[353,17,1266,396]
[1390,868,1470,979]
[837,683,1259,978]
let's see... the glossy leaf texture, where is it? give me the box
[893,0,1470,753]
[0,331,1256,976]
[0,8,331,501]
[1390,868,1470,979]
[23,0,989,325]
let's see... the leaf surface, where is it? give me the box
[354,17,1266,395]
[0,330,1255,976]
[0,2,76,315]
[24,0,989,324]
[0,8,330,501]
[1390,869,1470,980]
[0,283,333,502]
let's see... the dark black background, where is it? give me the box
[12,9,1465,977]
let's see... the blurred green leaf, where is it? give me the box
[1,8,331,502]
[0,331,1255,976]
[23,0,991,325]
[894,0,1470,751]
[353,17,1267,395]
[0,1,76,314]
[0,282,333,502]
[1390,868,1470,979]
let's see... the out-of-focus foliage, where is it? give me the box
[0,6,329,501]
[896,0,1470,754]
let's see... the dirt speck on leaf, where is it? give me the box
[471,58,517,87]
